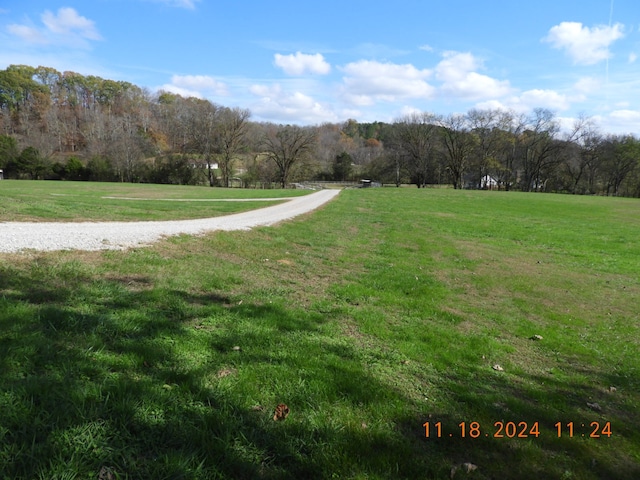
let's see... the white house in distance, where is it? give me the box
[480,175,498,190]
[464,173,500,190]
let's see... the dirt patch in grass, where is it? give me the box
[104,274,154,291]
[216,367,237,378]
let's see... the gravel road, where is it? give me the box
[0,189,340,253]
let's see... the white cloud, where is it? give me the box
[573,77,601,94]
[568,77,602,102]
[419,44,434,52]
[435,51,476,82]
[42,7,102,40]
[399,105,424,117]
[543,21,624,65]
[556,115,583,135]
[598,109,640,134]
[476,89,570,114]
[162,74,229,97]
[274,52,331,76]
[609,109,640,122]
[514,89,571,111]
[629,52,638,64]
[474,99,510,112]
[7,24,48,44]
[435,51,512,100]
[340,60,434,106]
[249,83,337,123]
[7,7,102,47]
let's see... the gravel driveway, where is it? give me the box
[0,189,340,253]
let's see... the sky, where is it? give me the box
[1,0,640,134]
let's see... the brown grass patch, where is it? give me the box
[216,368,237,378]
[103,274,154,291]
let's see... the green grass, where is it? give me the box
[0,187,638,479]
[0,180,308,221]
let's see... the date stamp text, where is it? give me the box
[423,421,612,439]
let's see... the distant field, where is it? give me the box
[0,187,638,479]
[0,180,309,222]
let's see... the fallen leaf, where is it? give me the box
[273,403,290,421]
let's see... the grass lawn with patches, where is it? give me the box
[0,187,638,479]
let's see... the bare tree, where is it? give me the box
[108,112,145,182]
[561,115,601,194]
[517,109,562,192]
[315,123,344,174]
[440,113,476,189]
[467,108,515,189]
[261,125,317,188]
[216,107,250,187]
[190,99,219,186]
[391,112,440,187]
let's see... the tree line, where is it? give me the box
[1,64,639,196]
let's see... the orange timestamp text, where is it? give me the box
[423,421,612,439]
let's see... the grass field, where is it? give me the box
[0,180,308,222]
[0,183,639,479]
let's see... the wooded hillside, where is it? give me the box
[1,65,639,196]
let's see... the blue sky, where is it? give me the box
[1,0,639,134]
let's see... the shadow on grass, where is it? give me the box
[1,261,638,479]
[0,265,434,479]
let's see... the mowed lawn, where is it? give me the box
[0,180,308,222]
[0,184,638,479]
